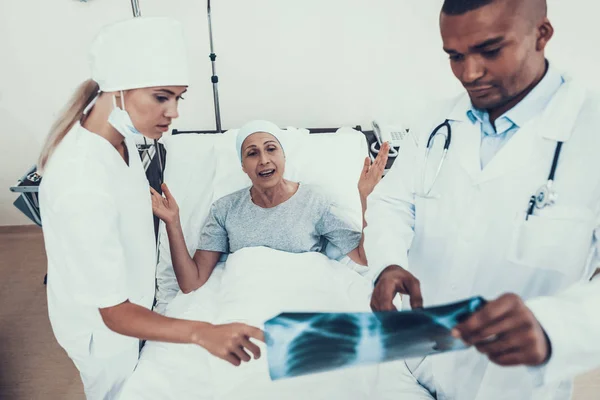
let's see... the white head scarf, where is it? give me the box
[89,17,190,92]
[236,120,285,163]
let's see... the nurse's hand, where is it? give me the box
[452,293,551,367]
[193,322,265,366]
[150,183,180,225]
[371,265,423,311]
[358,142,389,199]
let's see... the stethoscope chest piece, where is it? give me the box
[534,183,557,209]
[416,119,452,198]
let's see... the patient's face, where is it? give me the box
[122,86,188,140]
[241,132,285,189]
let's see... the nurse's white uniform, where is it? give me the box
[364,77,600,400]
[40,122,156,398]
[38,16,189,399]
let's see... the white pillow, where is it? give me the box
[283,128,367,258]
[155,128,368,309]
[288,128,366,224]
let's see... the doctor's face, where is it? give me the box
[439,0,553,115]
[120,86,188,140]
[241,132,286,190]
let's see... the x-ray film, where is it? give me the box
[265,296,485,380]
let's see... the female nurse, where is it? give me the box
[38,17,263,400]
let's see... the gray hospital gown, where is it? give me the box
[198,183,360,256]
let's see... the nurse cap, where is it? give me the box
[89,17,190,92]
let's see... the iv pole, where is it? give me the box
[207,0,223,133]
[130,0,141,17]
[131,0,223,134]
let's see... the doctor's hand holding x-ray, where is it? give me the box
[364,0,600,398]
[372,270,551,367]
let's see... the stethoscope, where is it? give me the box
[416,119,451,198]
[525,141,563,220]
[417,119,564,219]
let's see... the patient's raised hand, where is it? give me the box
[150,183,180,225]
[192,322,265,366]
[358,141,389,199]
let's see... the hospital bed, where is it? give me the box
[118,126,425,399]
[152,125,372,312]
[8,124,416,397]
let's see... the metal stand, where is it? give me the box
[207,0,223,133]
[130,0,141,17]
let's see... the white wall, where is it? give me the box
[1,0,598,225]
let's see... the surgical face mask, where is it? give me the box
[108,91,141,139]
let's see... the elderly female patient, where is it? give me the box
[151,120,389,294]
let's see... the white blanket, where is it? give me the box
[120,248,432,399]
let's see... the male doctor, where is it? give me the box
[364,0,600,398]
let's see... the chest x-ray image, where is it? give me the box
[265,297,485,380]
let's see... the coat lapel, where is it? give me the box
[463,79,585,185]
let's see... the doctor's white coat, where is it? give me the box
[364,78,600,400]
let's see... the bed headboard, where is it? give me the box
[171,126,365,135]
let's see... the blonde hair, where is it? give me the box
[38,79,100,172]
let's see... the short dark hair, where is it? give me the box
[441,0,496,15]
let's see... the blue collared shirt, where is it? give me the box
[467,65,564,169]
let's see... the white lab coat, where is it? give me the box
[40,122,157,399]
[527,277,600,385]
[364,78,600,400]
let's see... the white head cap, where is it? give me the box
[89,17,190,92]
[236,120,285,163]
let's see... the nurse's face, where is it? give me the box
[120,86,188,140]
[241,132,286,190]
[439,0,553,115]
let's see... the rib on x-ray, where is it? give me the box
[265,296,485,380]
